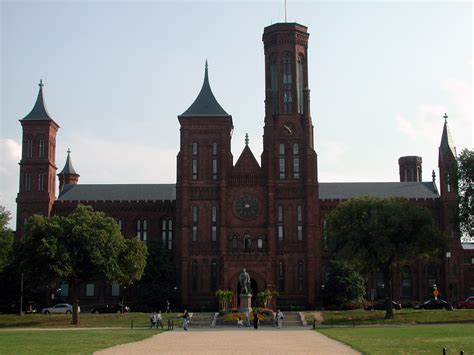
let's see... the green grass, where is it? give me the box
[305,308,474,325]
[318,324,474,354]
[0,329,156,355]
[0,312,182,328]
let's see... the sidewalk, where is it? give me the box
[94,328,360,354]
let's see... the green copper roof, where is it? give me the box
[439,113,456,159]
[21,80,54,121]
[58,149,79,176]
[180,61,230,117]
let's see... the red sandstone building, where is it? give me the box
[16,22,472,308]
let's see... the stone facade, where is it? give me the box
[15,22,472,309]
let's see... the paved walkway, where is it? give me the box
[95,328,360,355]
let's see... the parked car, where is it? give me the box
[413,298,453,310]
[90,304,130,314]
[458,296,474,309]
[42,303,80,314]
[0,301,37,314]
[364,299,402,311]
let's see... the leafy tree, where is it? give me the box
[255,289,278,309]
[322,261,366,309]
[458,148,474,240]
[215,289,234,311]
[0,206,14,273]
[19,205,147,325]
[137,240,176,309]
[325,196,445,319]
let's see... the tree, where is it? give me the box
[325,196,445,319]
[137,240,176,309]
[458,148,474,240]
[255,289,278,309]
[215,289,234,311]
[0,206,14,273]
[322,261,366,309]
[19,204,147,325]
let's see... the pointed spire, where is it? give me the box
[21,80,54,121]
[180,60,230,117]
[59,148,78,176]
[432,169,436,183]
[245,133,249,146]
[439,113,456,159]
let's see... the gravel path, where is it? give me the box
[95,328,360,355]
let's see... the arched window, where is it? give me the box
[282,55,292,112]
[117,219,123,232]
[277,205,284,241]
[401,266,412,297]
[136,219,147,241]
[244,234,251,251]
[279,143,286,179]
[212,142,218,180]
[211,260,218,291]
[297,261,304,292]
[24,173,31,191]
[38,139,46,158]
[297,205,303,241]
[162,219,173,250]
[232,236,238,254]
[211,205,217,242]
[296,55,304,114]
[192,206,198,241]
[277,261,285,292]
[270,56,279,114]
[26,139,33,158]
[293,143,300,179]
[257,236,263,251]
[192,142,198,180]
[192,260,198,291]
[38,172,46,191]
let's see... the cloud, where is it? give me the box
[396,104,447,144]
[0,138,21,229]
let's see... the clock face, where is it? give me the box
[281,123,294,136]
[234,194,260,219]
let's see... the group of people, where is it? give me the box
[149,300,172,329]
[236,309,284,329]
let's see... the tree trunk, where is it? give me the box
[71,279,80,325]
[383,269,394,320]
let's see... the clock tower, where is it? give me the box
[261,23,320,307]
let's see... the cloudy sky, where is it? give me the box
[1,1,472,229]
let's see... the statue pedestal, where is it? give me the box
[239,293,252,313]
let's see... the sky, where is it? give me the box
[1,1,472,229]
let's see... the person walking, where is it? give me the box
[165,299,171,313]
[156,310,163,329]
[253,309,259,329]
[244,310,250,327]
[277,309,284,328]
[182,309,190,331]
[150,311,157,329]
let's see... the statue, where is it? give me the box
[239,268,251,295]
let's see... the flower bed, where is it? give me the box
[217,308,275,325]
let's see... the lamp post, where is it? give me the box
[446,252,451,304]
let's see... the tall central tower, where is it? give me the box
[262,23,320,307]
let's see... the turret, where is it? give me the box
[58,149,80,193]
[399,156,422,182]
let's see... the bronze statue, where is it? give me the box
[239,268,251,295]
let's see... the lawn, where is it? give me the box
[306,308,474,326]
[318,324,474,354]
[0,312,182,328]
[0,329,156,355]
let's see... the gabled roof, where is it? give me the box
[319,182,439,200]
[21,80,54,121]
[58,149,79,176]
[439,114,457,159]
[180,61,230,118]
[234,145,261,173]
[58,184,176,201]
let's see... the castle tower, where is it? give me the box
[262,23,320,307]
[398,156,422,182]
[176,61,233,305]
[16,80,59,239]
[58,149,80,193]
